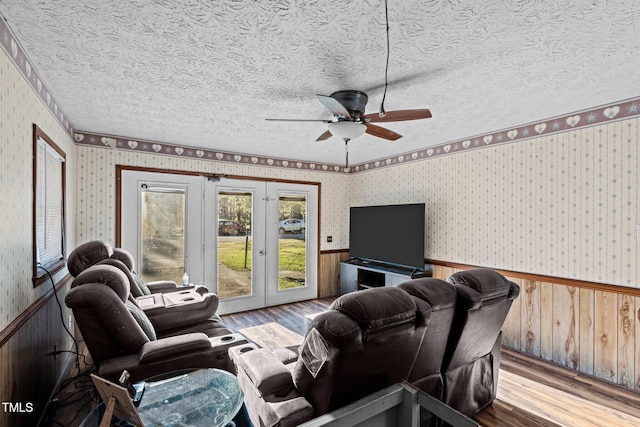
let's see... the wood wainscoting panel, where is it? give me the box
[636,296,640,391]
[0,277,75,427]
[579,288,595,375]
[430,261,640,394]
[318,250,350,298]
[594,290,618,384]
[502,277,522,350]
[520,279,541,357]
[0,341,15,424]
[552,285,579,369]
[618,294,635,389]
[433,266,457,281]
[539,281,554,361]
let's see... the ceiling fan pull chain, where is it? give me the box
[379,0,390,117]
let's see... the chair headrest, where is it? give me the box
[331,287,416,335]
[71,264,130,303]
[97,258,139,294]
[311,310,361,349]
[447,268,512,301]
[398,278,457,311]
[111,248,135,272]
[67,240,113,277]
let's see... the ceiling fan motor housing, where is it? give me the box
[330,90,368,119]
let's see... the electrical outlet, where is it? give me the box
[327,236,333,243]
[68,314,73,329]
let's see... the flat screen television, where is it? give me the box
[349,203,425,270]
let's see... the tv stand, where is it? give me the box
[339,259,431,294]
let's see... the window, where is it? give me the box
[32,124,66,286]
[140,185,186,283]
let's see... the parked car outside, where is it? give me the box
[218,219,246,236]
[279,218,305,234]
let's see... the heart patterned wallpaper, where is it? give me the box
[1,0,639,166]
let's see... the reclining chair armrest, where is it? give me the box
[135,294,165,310]
[146,280,182,293]
[192,284,210,295]
[147,281,211,295]
[138,332,211,363]
[142,293,220,332]
[235,348,294,397]
[272,346,300,365]
[160,290,206,307]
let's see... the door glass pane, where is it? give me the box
[217,191,253,299]
[278,193,307,290]
[140,188,185,283]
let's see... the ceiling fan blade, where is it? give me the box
[316,130,333,141]
[365,123,402,141]
[316,94,351,118]
[265,118,331,122]
[363,109,432,123]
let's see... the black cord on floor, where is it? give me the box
[37,263,80,368]
[45,365,99,427]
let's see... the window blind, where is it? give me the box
[35,137,64,266]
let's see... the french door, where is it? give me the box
[121,171,204,286]
[120,171,318,314]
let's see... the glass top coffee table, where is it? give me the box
[82,368,244,427]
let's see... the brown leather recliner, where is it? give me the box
[442,268,520,416]
[397,278,458,398]
[65,264,246,383]
[97,257,231,338]
[68,240,209,294]
[230,287,430,427]
[68,241,228,338]
[110,246,209,295]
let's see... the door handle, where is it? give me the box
[259,250,265,256]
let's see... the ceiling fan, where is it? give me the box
[266,89,432,167]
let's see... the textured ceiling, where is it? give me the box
[1,0,639,165]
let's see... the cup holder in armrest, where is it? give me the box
[220,335,235,342]
[239,346,254,353]
[182,297,196,302]
[178,290,191,294]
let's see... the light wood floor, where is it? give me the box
[49,298,640,426]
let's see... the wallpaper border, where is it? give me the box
[349,97,640,173]
[2,15,638,175]
[73,131,349,174]
[74,96,640,174]
[0,16,75,139]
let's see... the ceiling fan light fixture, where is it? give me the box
[327,121,366,140]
